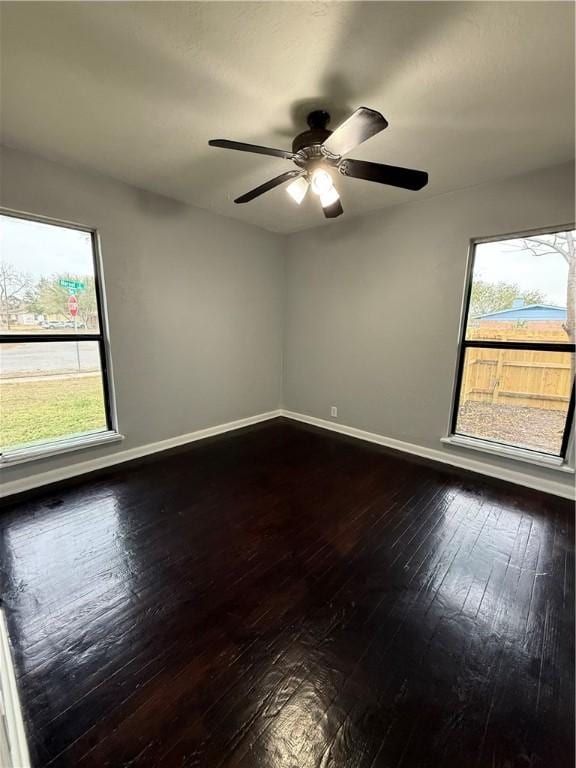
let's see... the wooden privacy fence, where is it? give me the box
[463,322,573,411]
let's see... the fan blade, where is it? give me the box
[234,170,305,204]
[322,198,344,219]
[322,107,388,157]
[209,139,295,160]
[339,159,428,190]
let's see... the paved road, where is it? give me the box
[0,341,100,378]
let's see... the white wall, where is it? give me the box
[0,145,284,487]
[283,162,575,493]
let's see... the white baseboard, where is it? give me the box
[280,410,575,500]
[2,407,573,501]
[0,410,282,499]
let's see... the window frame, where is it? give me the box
[449,223,576,463]
[0,207,120,463]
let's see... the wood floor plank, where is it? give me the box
[0,419,573,768]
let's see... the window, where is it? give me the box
[0,210,118,462]
[450,226,575,461]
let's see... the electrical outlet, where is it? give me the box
[330,406,338,418]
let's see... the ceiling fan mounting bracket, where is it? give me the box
[320,146,341,163]
[339,160,352,176]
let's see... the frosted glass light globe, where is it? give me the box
[311,169,334,196]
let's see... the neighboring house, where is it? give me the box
[15,312,38,326]
[473,298,567,322]
[469,299,568,344]
[1,308,42,328]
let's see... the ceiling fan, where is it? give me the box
[208,107,428,219]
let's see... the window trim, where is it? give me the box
[0,430,124,468]
[0,207,120,464]
[440,434,574,471]
[447,223,576,465]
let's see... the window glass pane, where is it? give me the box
[455,347,573,455]
[0,341,108,452]
[465,230,574,344]
[0,214,100,334]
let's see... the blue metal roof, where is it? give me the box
[475,304,566,321]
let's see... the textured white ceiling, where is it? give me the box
[1,2,574,234]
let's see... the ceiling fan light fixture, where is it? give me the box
[311,168,334,196]
[320,185,340,208]
[209,106,428,220]
[286,176,309,205]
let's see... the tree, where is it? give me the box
[33,277,69,321]
[514,231,575,344]
[0,262,33,330]
[33,274,99,328]
[75,276,98,329]
[469,280,547,318]
[512,231,575,386]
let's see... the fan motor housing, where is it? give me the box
[292,127,332,154]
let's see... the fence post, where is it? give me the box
[462,350,473,402]
[491,350,505,403]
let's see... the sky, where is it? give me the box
[0,214,95,280]
[473,235,571,307]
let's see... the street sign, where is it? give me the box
[68,295,79,317]
[59,278,85,292]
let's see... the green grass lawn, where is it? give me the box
[0,375,107,451]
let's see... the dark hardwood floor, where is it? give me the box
[0,418,574,768]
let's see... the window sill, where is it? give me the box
[0,431,124,469]
[441,435,574,472]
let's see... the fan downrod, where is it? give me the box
[306,110,330,130]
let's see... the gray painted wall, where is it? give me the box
[283,162,575,491]
[1,145,284,485]
[1,147,574,494]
